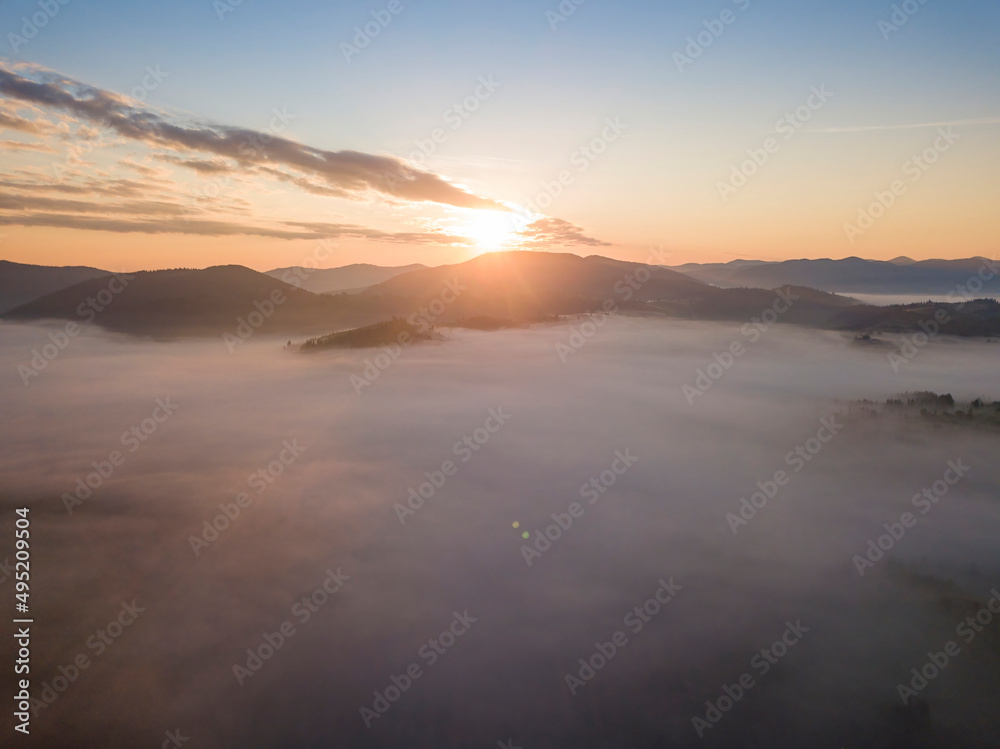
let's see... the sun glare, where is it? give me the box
[461,210,530,251]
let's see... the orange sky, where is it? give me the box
[1,43,998,271]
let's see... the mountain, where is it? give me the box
[363,252,900,332]
[650,285,1000,336]
[835,299,1000,337]
[6,252,999,340]
[0,259,110,313]
[670,256,1000,295]
[648,285,859,327]
[666,259,770,287]
[301,318,435,351]
[264,263,427,294]
[2,252,712,336]
[2,265,408,337]
[366,251,709,321]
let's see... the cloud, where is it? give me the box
[0,139,55,153]
[0,193,193,217]
[807,116,1000,133]
[517,217,611,247]
[153,154,234,174]
[0,108,43,135]
[0,159,471,244]
[0,61,509,212]
[286,220,473,246]
[0,212,325,239]
[0,61,519,247]
[0,211,473,244]
[2,319,998,746]
[0,175,168,198]
[254,165,354,199]
[119,156,173,181]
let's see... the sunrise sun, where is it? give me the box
[460,209,530,251]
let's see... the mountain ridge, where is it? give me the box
[0,259,111,313]
[5,252,1000,339]
[264,263,428,294]
[669,256,999,294]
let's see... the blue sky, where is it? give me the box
[1,0,997,268]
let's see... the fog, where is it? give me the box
[848,292,1000,307]
[1,317,999,748]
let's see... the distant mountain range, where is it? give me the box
[365,251,708,321]
[2,265,410,338]
[668,256,1000,295]
[0,259,110,313]
[3,252,999,340]
[265,263,427,294]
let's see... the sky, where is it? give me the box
[0,0,997,271]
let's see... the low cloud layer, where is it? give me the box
[1,318,998,746]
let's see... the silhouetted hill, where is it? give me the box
[649,285,861,328]
[0,259,110,313]
[829,298,1000,337]
[651,284,1000,335]
[301,318,434,350]
[366,251,708,321]
[265,263,427,294]
[2,265,407,337]
[5,254,999,339]
[671,256,1000,295]
[667,259,769,285]
[846,391,1000,432]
